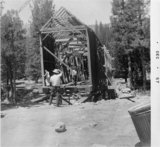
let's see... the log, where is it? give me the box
[31,95,48,103]
[77,96,88,103]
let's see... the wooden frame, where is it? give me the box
[39,28,92,87]
[39,7,112,101]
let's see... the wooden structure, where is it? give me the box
[39,7,112,101]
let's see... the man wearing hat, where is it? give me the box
[49,69,63,106]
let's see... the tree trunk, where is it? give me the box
[13,68,16,103]
[128,54,133,89]
[140,48,146,91]
[6,70,10,102]
[9,66,15,104]
[10,77,14,103]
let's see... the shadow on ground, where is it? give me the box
[135,142,150,147]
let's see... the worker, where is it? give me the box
[44,70,50,86]
[71,66,77,86]
[49,69,63,106]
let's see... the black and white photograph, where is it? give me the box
[0,0,159,147]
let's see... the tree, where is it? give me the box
[94,21,113,52]
[110,0,150,89]
[25,0,54,82]
[95,20,99,36]
[1,10,26,103]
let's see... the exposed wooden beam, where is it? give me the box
[41,26,86,34]
[42,33,53,41]
[85,28,92,86]
[43,46,73,71]
[39,34,45,86]
[41,16,54,31]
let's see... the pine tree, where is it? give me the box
[110,0,150,89]
[25,0,54,82]
[1,10,26,103]
[95,20,99,36]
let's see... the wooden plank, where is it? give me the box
[31,96,48,103]
[41,27,86,34]
[39,34,45,86]
[77,96,88,103]
[85,28,92,86]
[42,33,51,41]
[41,16,54,31]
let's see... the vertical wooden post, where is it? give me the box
[86,28,92,86]
[39,33,45,86]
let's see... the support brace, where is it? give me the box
[43,46,73,71]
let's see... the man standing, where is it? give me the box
[44,70,50,86]
[49,69,63,106]
[71,66,77,86]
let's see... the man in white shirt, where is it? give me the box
[44,70,50,86]
[49,69,63,106]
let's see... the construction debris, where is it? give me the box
[119,94,135,99]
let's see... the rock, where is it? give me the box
[89,122,98,128]
[55,122,66,133]
[92,144,107,147]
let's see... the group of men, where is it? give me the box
[44,67,77,107]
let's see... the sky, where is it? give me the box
[3,0,112,25]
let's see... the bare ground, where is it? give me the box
[1,92,150,147]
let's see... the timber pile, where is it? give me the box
[30,95,48,103]
[112,78,135,101]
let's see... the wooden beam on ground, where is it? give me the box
[31,95,48,103]
[77,96,89,103]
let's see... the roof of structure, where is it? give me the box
[41,7,87,36]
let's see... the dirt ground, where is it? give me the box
[1,92,150,147]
